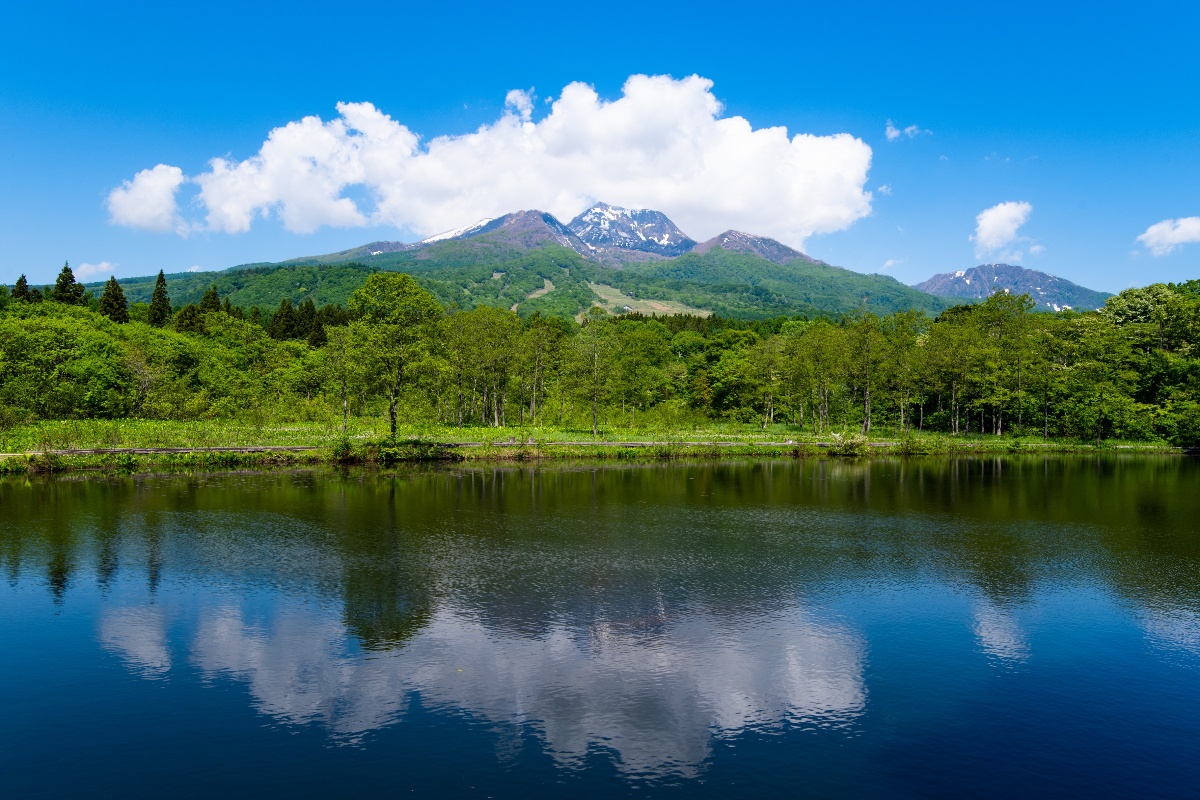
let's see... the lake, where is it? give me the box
[2,457,1198,798]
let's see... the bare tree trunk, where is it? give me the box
[388,360,403,440]
[341,374,348,436]
[861,387,872,435]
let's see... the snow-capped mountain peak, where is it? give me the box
[566,202,696,258]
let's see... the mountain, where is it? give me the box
[95,202,952,320]
[692,230,823,266]
[566,202,696,260]
[914,263,1111,311]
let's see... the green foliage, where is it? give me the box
[3,272,1198,448]
[827,433,870,457]
[174,304,205,334]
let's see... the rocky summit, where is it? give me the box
[566,202,696,259]
[692,230,821,266]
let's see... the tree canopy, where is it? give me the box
[2,270,1197,446]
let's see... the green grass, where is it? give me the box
[0,417,1180,476]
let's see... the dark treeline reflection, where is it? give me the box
[5,457,1199,617]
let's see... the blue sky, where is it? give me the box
[2,0,1198,292]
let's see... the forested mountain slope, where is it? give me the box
[95,240,947,320]
[600,247,948,317]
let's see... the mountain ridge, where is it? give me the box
[914,263,1110,311]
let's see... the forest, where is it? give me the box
[2,264,1198,446]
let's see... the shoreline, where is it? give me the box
[0,439,1189,476]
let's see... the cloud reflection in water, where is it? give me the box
[103,597,866,776]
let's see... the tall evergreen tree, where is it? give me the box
[148,270,171,327]
[268,298,298,340]
[249,306,264,327]
[12,274,30,302]
[199,285,221,313]
[50,262,87,305]
[98,276,129,323]
[295,298,317,339]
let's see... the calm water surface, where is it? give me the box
[2,457,1199,798]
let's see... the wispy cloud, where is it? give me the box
[877,183,893,196]
[75,261,117,280]
[885,119,931,141]
[107,75,876,250]
[1137,216,1200,256]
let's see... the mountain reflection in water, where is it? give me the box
[4,457,1200,795]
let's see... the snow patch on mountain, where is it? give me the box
[913,264,1110,310]
[422,218,497,243]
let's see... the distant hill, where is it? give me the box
[607,246,947,318]
[914,263,1110,311]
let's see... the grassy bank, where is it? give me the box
[0,418,1184,475]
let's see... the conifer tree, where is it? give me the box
[199,285,221,313]
[12,274,30,302]
[296,298,317,339]
[307,322,327,348]
[28,287,44,303]
[249,306,264,327]
[268,298,298,340]
[50,262,87,305]
[148,270,171,327]
[98,276,129,323]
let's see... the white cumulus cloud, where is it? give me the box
[109,75,875,249]
[972,201,1033,261]
[106,164,187,233]
[1137,216,1200,256]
